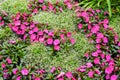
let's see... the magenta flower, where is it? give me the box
[21,68,29,76]
[50,67,56,73]
[78,23,83,29]
[65,72,73,79]
[30,34,36,40]
[100,53,105,59]
[38,0,44,3]
[54,45,60,51]
[95,69,101,75]
[53,39,60,46]
[106,54,111,61]
[103,18,109,24]
[34,77,40,80]
[13,68,18,75]
[39,37,45,43]
[96,38,101,43]
[103,23,108,29]
[91,25,100,33]
[16,76,21,80]
[86,62,93,68]
[88,70,94,78]
[48,2,54,10]
[48,31,54,37]
[67,32,72,38]
[12,26,18,32]
[0,16,2,20]
[105,66,114,74]
[103,37,108,43]
[57,72,65,78]
[9,40,16,44]
[42,5,47,11]
[0,21,4,26]
[70,38,75,45]
[1,63,6,68]
[20,24,26,30]
[6,58,12,64]
[97,33,104,39]
[94,58,100,64]
[66,3,72,9]
[92,51,98,57]
[33,9,38,14]
[47,38,53,45]
[14,20,21,26]
[33,27,39,32]
[110,75,118,80]
[38,31,43,36]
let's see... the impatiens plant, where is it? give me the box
[0,0,120,80]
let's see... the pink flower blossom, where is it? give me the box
[91,25,100,33]
[67,32,72,38]
[95,69,101,75]
[0,16,2,20]
[78,23,83,29]
[57,72,65,78]
[65,72,73,79]
[9,40,16,44]
[92,52,98,57]
[12,26,18,32]
[0,21,4,26]
[94,58,100,64]
[47,38,53,45]
[53,39,60,46]
[96,38,101,43]
[86,62,93,68]
[42,5,47,11]
[38,0,44,3]
[79,69,86,72]
[103,23,108,29]
[34,77,40,80]
[33,27,39,32]
[97,33,104,39]
[39,37,45,43]
[33,9,38,14]
[70,38,75,45]
[105,66,114,74]
[84,52,89,58]
[106,75,110,79]
[88,70,94,78]
[16,76,21,80]
[96,44,101,49]
[6,58,12,64]
[50,67,56,73]
[100,53,105,59]
[103,37,108,43]
[54,45,60,51]
[48,31,54,37]
[96,9,101,13]
[30,34,36,40]
[14,21,21,26]
[1,63,6,68]
[13,68,18,75]
[103,19,109,24]
[106,54,111,61]
[21,68,29,76]
[38,31,43,36]
[110,75,118,80]
[20,24,26,30]
[48,2,54,10]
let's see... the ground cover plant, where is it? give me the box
[0,0,120,80]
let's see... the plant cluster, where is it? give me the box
[0,0,120,80]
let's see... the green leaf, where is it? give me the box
[106,0,112,17]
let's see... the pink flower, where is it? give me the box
[9,40,16,44]
[96,44,101,49]
[65,72,73,79]
[53,39,60,46]
[95,69,101,75]
[38,31,43,36]
[39,37,45,43]
[16,76,21,80]
[50,67,56,73]
[105,66,114,74]
[54,45,60,51]
[59,7,63,12]
[20,24,26,30]
[86,62,93,68]
[1,63,6,68]
[110,75,118,80]
[33,9,38,14]
[84,52,89,58]
[103,19,109,24]
[94,58,100,64]
[57,72,65,78]
[29,30,34,34]
[96,38,101,43]
[6,58,12,64]
[38,0,44,3]
[67,32,72,38]
[106,54,111,61]
[78,23,83,29]
[106,75,110,79]
[14,21,21,26]
[30,34,36,40]
[67,3,72,9]
[0,16,2,20]
[13,68,18,75]
[96,9,101,13]
[118,42,120,46]
[0,21,4,26]
[103,37,108,43]
[70,38,75,45]
[97,33,104,39]
[79,69,86,72]
[91,25,100,33]
[100,53,105,59]
[103,23,108,29]
[12,26,18,32]
[47,38,53,45]
[33,27,39,32]
[34,77,40,80]
[92,52,98,57]
[48,31,54,37]
[48,2,54,10]
[21,68,29,76]
[42,5,47,11]
[88,70,94,78]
